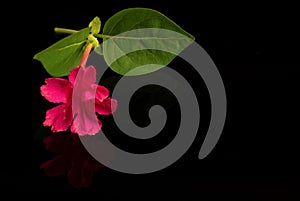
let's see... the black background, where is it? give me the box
[5,0,299,199]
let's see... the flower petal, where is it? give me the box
[95,98,118,115]
[81,85,98,101]
[71,66,102,135]
[68,66,80,85]
[72,67,98,102]
[95,85,109,102]
[43,104,73,132]
[40,78,72,103]
[83,65,97,84]
[71,97,102,135]
[71,113,102,136]
[72,65,96,86]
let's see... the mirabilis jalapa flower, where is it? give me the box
[41,41,117,135]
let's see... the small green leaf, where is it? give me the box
[89,16,101,34]
[33,27,90,77]
[102,8,195,76]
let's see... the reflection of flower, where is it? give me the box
[41,65,117,135]
[40,133,103,188]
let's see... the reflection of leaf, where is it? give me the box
[33,28,90,77]
[102,8,195,76]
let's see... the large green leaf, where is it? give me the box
[101,8,195,76]
[33,27,90,77]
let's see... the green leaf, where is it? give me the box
[94,45,103,55]
[102,8,195,76]
[89,16,101,34]
[33,27,90,77]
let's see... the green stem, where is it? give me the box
[54,27,111,39]
[54,27,77,35]
[95,33,112,39]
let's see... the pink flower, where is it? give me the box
[40,133,104,188]
[41,65,117,135]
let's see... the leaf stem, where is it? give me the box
[54,27,78,35]
[94,33,111,39]
[54,27,111,39]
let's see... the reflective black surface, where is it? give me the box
[6,0,299,198]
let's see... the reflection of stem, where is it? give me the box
[54,27,111,39]
[79,44,92,67]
